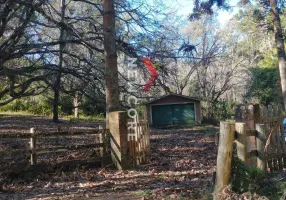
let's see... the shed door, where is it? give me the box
[151,104,173,126]
[151,103,195,126]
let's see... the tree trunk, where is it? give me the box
[53,0,66,122]
[270,0,286,110]
[53,83,60,122]
[103,0,120,128]
[74,92,79,118]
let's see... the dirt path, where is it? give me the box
[0,116,217,200]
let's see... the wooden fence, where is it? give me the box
[0,126,110,173]
[215,104,286,191]
[127,115,150,166]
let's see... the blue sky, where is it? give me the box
[166,0,240,25]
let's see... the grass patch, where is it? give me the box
[0,111,39,117]
[0,112,105,122]
[132,189,153,198]
[192,125,218,136]
[65,114,105,122]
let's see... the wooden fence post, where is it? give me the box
[30,127,37,165]
[99,125,107,167]
[235,104,261,167]
[256,124,266,174]
[109,111,130,170]
[215,121,235,195]
[280,123,286,168]
[235,123,247,165]
[277,124,283,171]
[99,125,106,156]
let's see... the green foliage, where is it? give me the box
[81,98,105,116]
[246,47,282,105]
[248,66,281,105]
[213,100,236,121]
[258,178,286,200]
[59,94,73,115]
[0,96,52,116]
[0,99,27,112]
[133,189,153,198]
[27,99,52,116]
[201,100,236,124]
[135,105,146,118]
[0,93,106,117]
[67,113,105,122]
[231,153,264,193]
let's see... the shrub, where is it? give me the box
[231,153,264,193]
[27,98,52,115]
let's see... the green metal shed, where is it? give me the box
[145,94,201,126]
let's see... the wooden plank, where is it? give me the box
[273,158,279,171]
[0,130,102,138]
[268,105,274,119]
[272,122,279,171]
[140,122,144,163]
[99,126,106,157]
[140,122,145,164]
[235,123,247,164]
[135,116,139,165]
[260,105,266,122]
[277,125,283,170]
[0,149,31,158]
[36,143,105,154]
[268,159,274,172]
[253,104,261,123]
[273,106,278,121]
[128,124,135,166]
[256,124,266,173]
[0,133,36,138]
[281,123,286,168]
[132,136,136,166]
[142,122,147,163]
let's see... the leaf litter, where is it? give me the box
[0,116,219,199]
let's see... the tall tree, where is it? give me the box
[270,0,286,110]
[103,0,120,127]
[190,0,286,110]
[53,0,66,122]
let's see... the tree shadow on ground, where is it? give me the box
[0,127,217,200]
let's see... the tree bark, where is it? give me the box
[53,0,66,122]
[74,92,79,118]
[270,0,286,110]
[103,0,120,128]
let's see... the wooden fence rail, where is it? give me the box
[0,126,110,171]
[0,129,103,138]
[216,104,286,193]
[234,123,286,172]
[1,113,151,172]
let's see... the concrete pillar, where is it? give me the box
[109,111,130,170]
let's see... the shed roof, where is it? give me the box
[145,93,200,105]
